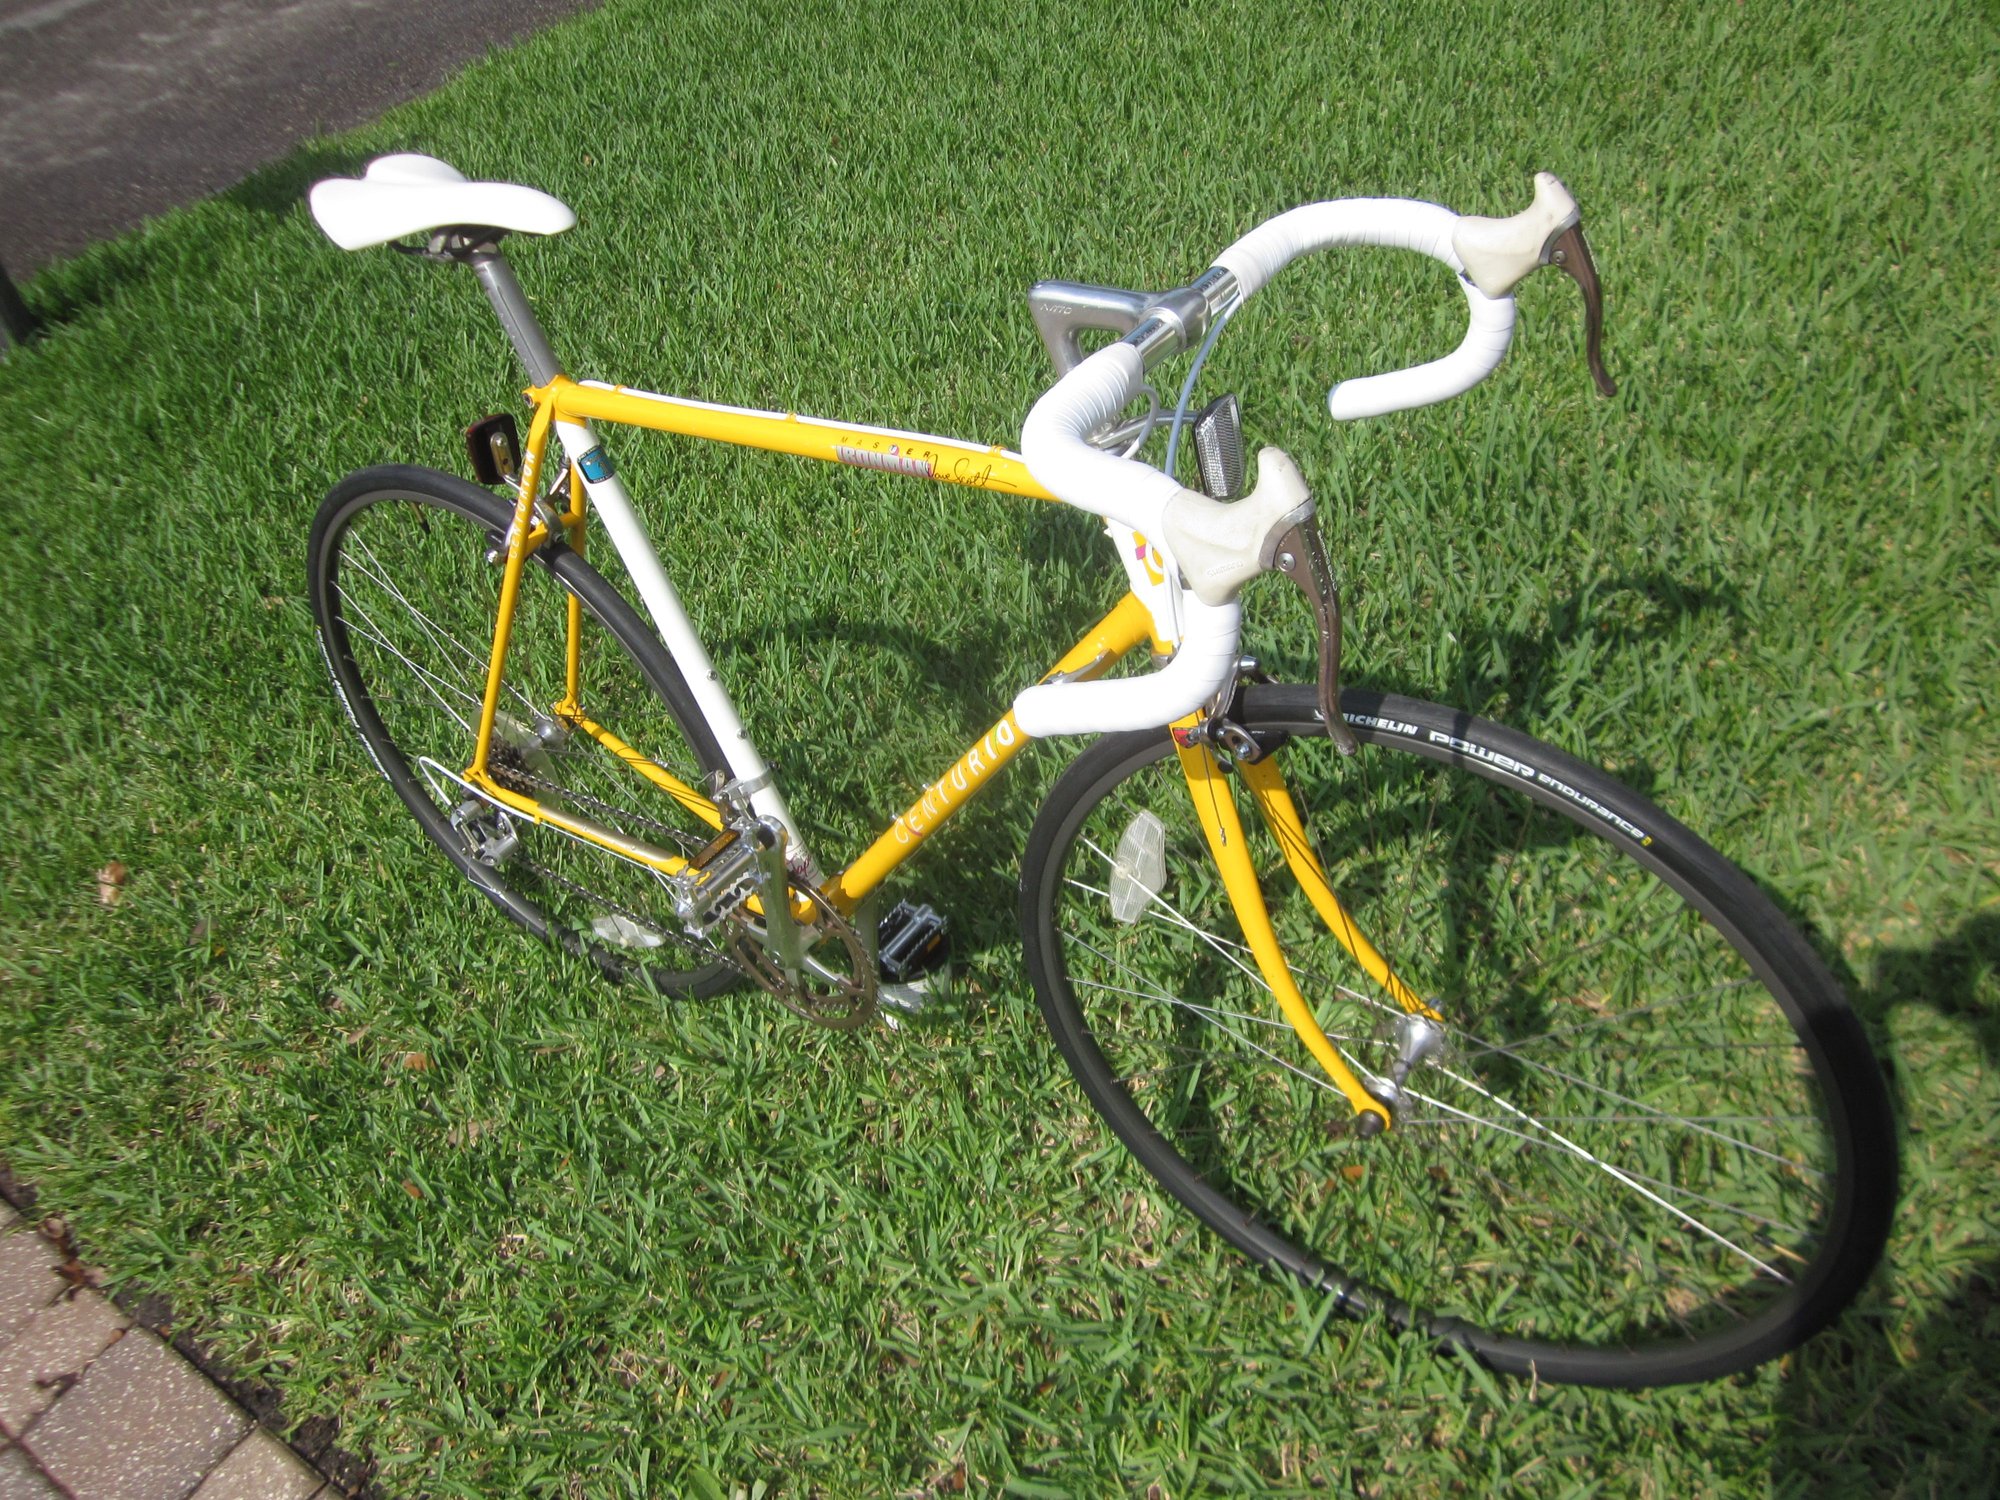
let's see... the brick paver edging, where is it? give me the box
[0,1168,386,1500]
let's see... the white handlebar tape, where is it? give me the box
[1012,593,1242,738]
[1210,196,1517,422]
[1018,345,1183,532]
[1017,343,1244,736]
[1327,282,1515,419]
[1212,198,1463,298]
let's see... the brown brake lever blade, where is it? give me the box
[1545,221,1616,398]
[1270,516,1359,756]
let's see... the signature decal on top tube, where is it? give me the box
[577,446,616,482]
[831,438,1009,490]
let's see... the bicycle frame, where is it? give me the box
[454,334,1411,1127]
[463,372,1164,900]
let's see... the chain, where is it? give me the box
[511,846,683,943]
[491,744,706,852]
[477,739,876,1028]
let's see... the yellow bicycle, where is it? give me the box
[306,155,1894,1387]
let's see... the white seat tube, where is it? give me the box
[552,418,817,877]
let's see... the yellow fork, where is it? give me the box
[1174,735,1394,1131]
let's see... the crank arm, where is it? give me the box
[753,832,805,979]
[1269,516,1358,755]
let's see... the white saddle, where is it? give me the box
[308,154,575,251]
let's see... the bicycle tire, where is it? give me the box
[309,464,740,997]
[1020,684,1895,1387]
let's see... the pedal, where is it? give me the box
[671,818,781,934]
[875,901,952,1018]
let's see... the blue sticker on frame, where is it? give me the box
[578,446,616,482]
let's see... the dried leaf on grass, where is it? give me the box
[40,1217,106,1299]
[94,861,127,907]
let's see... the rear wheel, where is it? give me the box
[1020,685,1896,1386]
[309,465,739,996]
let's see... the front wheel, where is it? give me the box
[1020,686,1896,1387]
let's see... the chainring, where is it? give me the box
[725,880,877,1030]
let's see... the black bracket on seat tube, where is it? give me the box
[1270,515,1360,756]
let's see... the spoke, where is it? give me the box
[346,532,539,720]
[1071,841,1277,999]
[1452,978,1762,1063]
[347,532,494,675]
[1069,972,1290,1032]
[342,602,479,735]
[1061,931,1385,1097]
[1403,1072,1793,1283]
[1068,974,1382,1052]
[1424,1033,1824,1178]
[1393,1135,1814,1241]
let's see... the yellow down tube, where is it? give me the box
[1175,736,1393,1130]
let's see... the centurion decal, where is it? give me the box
[890,718,1023,846]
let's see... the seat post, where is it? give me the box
[467,248,563,386]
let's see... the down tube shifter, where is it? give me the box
[1269,516,1359,756]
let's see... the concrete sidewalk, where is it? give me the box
[0,1206,330,1500]
[0,0,595,276]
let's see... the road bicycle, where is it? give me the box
[305,154,1896,1388]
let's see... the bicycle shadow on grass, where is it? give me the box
[219,145,377,222]
[699,503,1129,959]
[1766,913,2000,1494]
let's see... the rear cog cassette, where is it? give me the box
[726,881,877,1030]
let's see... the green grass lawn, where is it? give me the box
[2,0,1995,1494]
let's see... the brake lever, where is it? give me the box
[1269,516,1359,756]
[1543,221,1616,398]
[1453,174,1619,400]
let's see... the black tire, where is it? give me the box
[309,465,739,997]
[1020,685,1896,1387]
